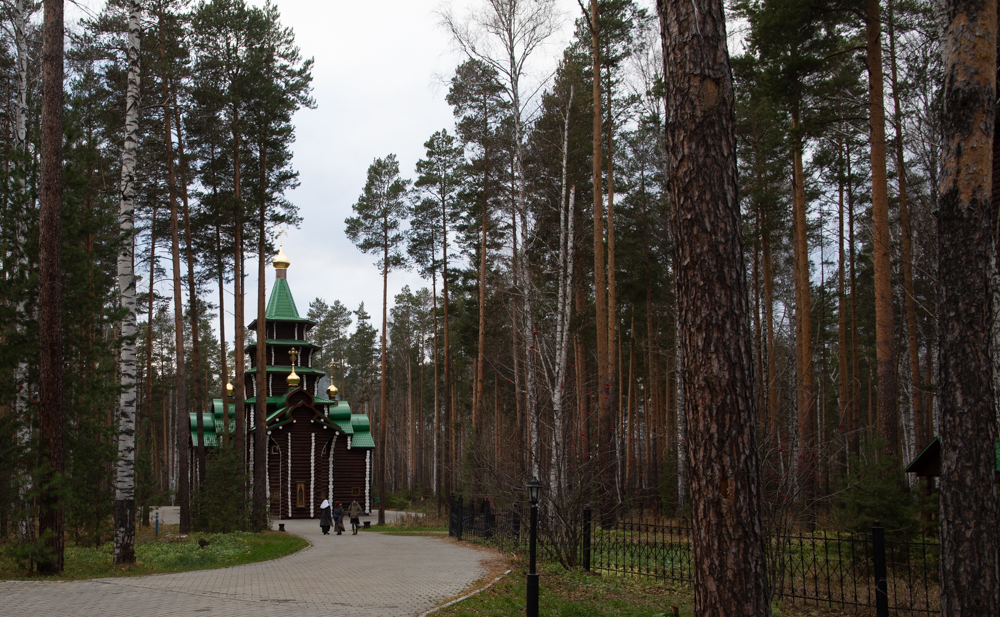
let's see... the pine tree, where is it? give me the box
[345,155,410,525]
[657,0,771,612]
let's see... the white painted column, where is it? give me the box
[309,433,316,517]
[328,434,336,504]
[365,450,372,514]
[287,432,292,519]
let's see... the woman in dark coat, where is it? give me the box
[333,501,346,535]
[319,499,332,535]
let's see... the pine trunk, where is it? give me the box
[162,73,190,534]
[657,0,771,612]
[253,143,269,531]
[938,0,999,613]
[114,0,142,565]
[37,0,65,575]
[867,0,899,458]
[791,109,815,511]
[588,0,612,516]
[379,241,389,525]
[173,100,205,485]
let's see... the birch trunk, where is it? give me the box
[547,99,575,498]
[113,0,142,565]
[13,0,31,542]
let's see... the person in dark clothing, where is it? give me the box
[319,499,332,535]
[333,501,346,535]
[348,499,363,534]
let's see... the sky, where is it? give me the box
[67,0,590,342]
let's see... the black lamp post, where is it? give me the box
[526,478,542,617]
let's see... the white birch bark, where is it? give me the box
[13,0,31,542]
[547,87,574,501]
[444,0,556,482]
[113,0,142,566]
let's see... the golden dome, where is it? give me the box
[273,245,291,270]
[286,367,301,388]
[225,381,235,397]
[326,383,339,399]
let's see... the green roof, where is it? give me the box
[189,401,236,447]
[350,414,375,448]
[266,278,301,320]
[194,399,368,447]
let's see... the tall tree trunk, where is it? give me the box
[867,0,899,458]
[171,93,205,486]
[837,136,850,463]
[378,241,389,525]
[658,0,771,612]
[233,106,247,474]
[847,141,861,453]
[432,272,440,514]
[441,180,453,495]
[473,159,488,451]
[215,224,228,444]
[37,0,65,575]
[588,0,613,516]
[253,142,269,531]
[604,60,618,507]
[791,108,815,511]
[12,0,31,542]
[762,205,778,455]
[161,66,190,534]
[114,0,142,565]
[937,1,999,613]
[888,3,923,452]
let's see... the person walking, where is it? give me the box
[348,499,363,534]
[333,501,346,535]
[319,499,332,535]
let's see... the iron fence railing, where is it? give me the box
[448,495,939,616]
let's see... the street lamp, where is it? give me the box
[526,478,542,617]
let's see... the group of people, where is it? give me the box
[319,499,363,535]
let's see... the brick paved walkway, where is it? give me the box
[0,519,487,617]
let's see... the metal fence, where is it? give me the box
[448,495,940,616]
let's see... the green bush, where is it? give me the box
[833,438,924,534]
[190,444,252,533]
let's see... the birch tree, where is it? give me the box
[443,0,557,482]
[113,0,143,566]
[541,84,574,499]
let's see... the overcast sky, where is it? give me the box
[65,0,593,344]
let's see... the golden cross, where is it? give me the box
[288,347,299,367]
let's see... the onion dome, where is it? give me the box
[327,383,339,399]
[225,381,235,397]
[273,245,291,270]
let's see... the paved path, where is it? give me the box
[0,519,486,617]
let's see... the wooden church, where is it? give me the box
[191,247,374,519]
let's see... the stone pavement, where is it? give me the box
[0,518,487,617]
